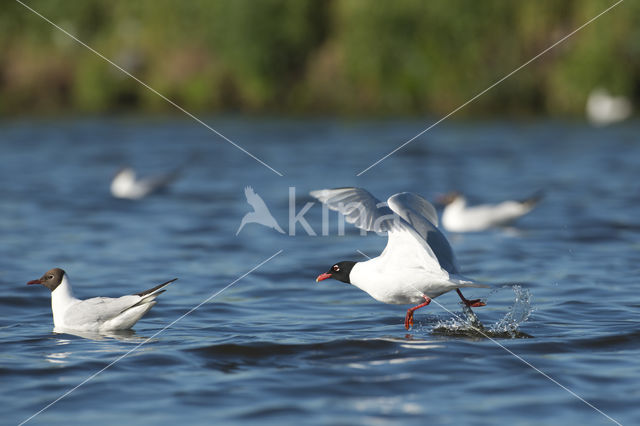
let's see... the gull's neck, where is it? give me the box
[449,196,466,211]
[443,197,466,224]
[51,275,79,327]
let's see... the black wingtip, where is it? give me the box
[136,278,178,297]
[520,190,544,207]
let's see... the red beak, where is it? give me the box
[316,273,332,282]
[27,279,42,285]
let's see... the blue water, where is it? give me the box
[1,117,639,425]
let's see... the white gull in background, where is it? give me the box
[110,166,179,200]
[586,88,632,126]
[311,187,488,330]
[439,191,542,233]
[27,268,176,331]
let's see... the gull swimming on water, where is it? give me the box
[586,88,632,127]
[110,166,180,200]
[439,191,542,233]
[27,268,176,331]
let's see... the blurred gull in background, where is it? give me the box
[439,191,542,233]
[110,166,180,200]
[586,88,632,126]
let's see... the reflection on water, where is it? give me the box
[44,328,157,365]
[53,327,143,342]
[45,352,72,364]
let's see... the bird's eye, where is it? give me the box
[48,275,54,280]
[332,265,340,272]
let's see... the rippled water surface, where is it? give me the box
[1,117,639,425]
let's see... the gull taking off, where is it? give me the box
[236,186,285,235]
[311,188,488,330]
[27,268,176,331]
[440,191,542,233]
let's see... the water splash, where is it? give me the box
[431,285,533,339]
[489,285,533,335]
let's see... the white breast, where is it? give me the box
[50,276,81,328]
[349,258,454,305]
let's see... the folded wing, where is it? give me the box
[64,295,146,326]
[64,278,177,328]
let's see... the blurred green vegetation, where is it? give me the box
[0,0,637,116]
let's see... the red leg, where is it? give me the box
[456,289,486,308]
[404,296,431,330]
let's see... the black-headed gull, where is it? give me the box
[27,268,176,331]
[311,187,488,330]
[439,192,541,233]
[110,166,179,200]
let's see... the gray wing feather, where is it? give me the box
[387,193,459,274]
[309,187,395,232]
[311,188,459,274]
[388,192,439,227]
[64,296,141,325]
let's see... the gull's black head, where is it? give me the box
[316,261,356,284]
[436,191,461,206]
[27,268,65,292]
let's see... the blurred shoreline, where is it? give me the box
[2,1,637,117]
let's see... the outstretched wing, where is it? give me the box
[388,192,439,228]
[309,187,396,233]
[311,187,457,274]
[387,193,458,274]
